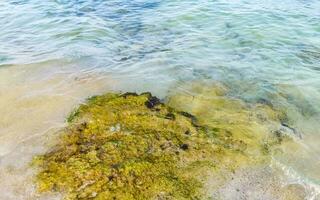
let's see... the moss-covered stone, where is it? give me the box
[32,91,290,199]
[166,83,292,162]
[33,93,217,199]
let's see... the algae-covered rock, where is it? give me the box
[33,93,220,200]
[32,91,290,200]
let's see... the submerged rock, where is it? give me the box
[32,93,215,199]
[32,91,290,199]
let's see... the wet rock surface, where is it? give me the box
[32,93,217,199]
[32,91,293,200]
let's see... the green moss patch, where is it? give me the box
[32,91,289,199]
[33,93,221,199]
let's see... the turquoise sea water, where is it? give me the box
[0,0,320,199]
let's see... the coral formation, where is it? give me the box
[32,89,290,199]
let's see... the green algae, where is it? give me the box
[166,82,293,166]
[33,93,219,199]
[32,90,291,199]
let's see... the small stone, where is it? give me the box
[145,96,161,109]
[180,144,189,150]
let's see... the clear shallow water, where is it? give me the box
[0,0,320,199]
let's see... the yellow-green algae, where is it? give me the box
[32,90,291,200]
[167,83,291,159]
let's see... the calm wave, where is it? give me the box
[0,0,320,199]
